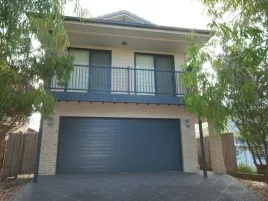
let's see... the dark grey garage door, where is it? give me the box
[57,117,182,173]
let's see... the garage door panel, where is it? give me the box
[57,117,182,173]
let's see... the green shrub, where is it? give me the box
[238,163,258,174]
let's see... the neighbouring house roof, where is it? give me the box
[93,10,154,25]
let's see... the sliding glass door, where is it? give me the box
[155,55,174,96]
[68,49,89,91]
[135,53,175,96]
[89,51,111,92]
[68,49,111,92]
[135,54,155,95]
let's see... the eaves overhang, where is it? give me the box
[64,16,210,36]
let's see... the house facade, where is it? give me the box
[39,11,225,175]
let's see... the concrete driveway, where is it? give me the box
[11,172,260,201]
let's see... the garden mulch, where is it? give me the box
[0,176,31,201]
[239,179,268,201]
[0,181,21,201]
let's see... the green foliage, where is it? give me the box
[0,0,86,138]
[182,38,228,131]
[182,0,268,173]
[238,163,258,174]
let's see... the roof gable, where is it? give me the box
[94,10,154,25]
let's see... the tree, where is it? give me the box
[182,0,268,180]
[0,0,87,169]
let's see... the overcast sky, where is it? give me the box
[65,0,211,29]
[29,0,211,131]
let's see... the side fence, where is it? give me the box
[3,132,37,178]
[197,133,237,173]
[197,137,213,171]
[221,133,237,173]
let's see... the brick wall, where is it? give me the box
[180,118,199,172]
[39,116,59,175]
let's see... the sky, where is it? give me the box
[65,0,211,29]
[28,0,211,131]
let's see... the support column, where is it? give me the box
[208,121,226,173]
[39,116,60,175]
[180,118,199,172]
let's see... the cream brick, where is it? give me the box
[39,116,59,175]
[180,118,199,172]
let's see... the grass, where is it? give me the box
[238,163,258,174]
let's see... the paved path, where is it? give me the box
[11,172,260,201]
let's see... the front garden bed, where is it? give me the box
[239,179,268,201]
[229,172,265,182]
[0,175,31,201]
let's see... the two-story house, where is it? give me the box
[38,11,217,175]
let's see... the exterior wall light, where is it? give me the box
[185,119,191,128]
[122,41,127,46]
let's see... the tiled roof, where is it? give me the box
[94,10,154,25]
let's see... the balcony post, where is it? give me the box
[47,74,52,91]
[134,68,136,95]
[127,66,130,95]
[88,66,91,93]
[64,80,67,92]
[173,71,177,96]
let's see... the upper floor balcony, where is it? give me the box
[47,14,209,105]
[50,65,185,105]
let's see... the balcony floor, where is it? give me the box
[51,91,184,105]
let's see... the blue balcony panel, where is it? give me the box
[52,92,184,105]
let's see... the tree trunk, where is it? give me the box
[246,140,259,168]
[265,166,268,184]
[0,139,5,170]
